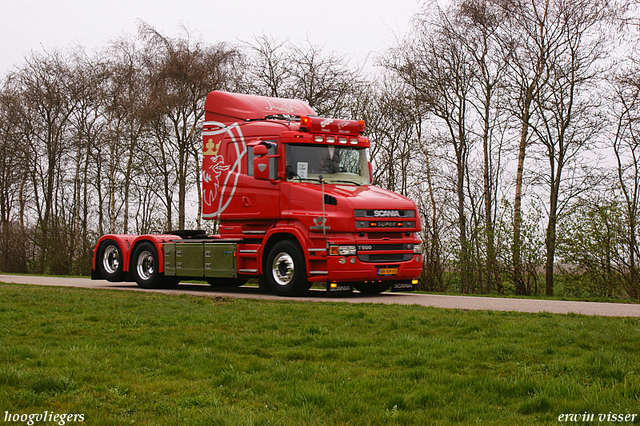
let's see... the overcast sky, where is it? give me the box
[0,0,422,75]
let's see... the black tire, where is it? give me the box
[265,240,310,296]
[131,242,164,289]
[207,276,248,287]
[354,282,390,295]
[97,239,124,282]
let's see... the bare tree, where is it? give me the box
[12,50,79,273]
[0,79,28,272]
[610,67,640,297]
[364,78,418,195]
[387,6,476,292]
[139,23,239,230]
[287,41,363,118]
[67,50,109,272]
[529,0,614,296]
[102,36,151,235]
[500,0,564,294]
[455,0,510,293]
[241,35,292,97]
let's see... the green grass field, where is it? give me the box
[0,283,639,425]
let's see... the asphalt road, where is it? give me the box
[1,274,639,317]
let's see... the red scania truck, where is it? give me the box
[92,91,423,296]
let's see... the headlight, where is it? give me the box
[329,245,357,256]
[413,243,423,254]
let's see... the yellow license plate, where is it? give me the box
[378,268,398,276]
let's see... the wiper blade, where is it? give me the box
[326,179,361,186]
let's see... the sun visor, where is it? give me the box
[204,91,317,124]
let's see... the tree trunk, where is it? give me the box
[544,197,558,297]
[456,134,470,293]
[545,157,562,297]
[482,96,501,294]
[513,105,530,295]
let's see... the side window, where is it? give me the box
[247,140,278,179]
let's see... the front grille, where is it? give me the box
[358,253,413,263]
[354,209,415,218]
[354,209,417,230]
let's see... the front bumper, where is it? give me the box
[322,254,423,283]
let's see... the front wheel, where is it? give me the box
[265,240,310,296]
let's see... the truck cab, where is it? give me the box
[201,91,423,295]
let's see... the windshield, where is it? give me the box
[285,144,369,185]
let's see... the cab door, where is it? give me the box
[241,140,281,221]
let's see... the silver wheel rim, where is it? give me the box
[102,245,120,274]
[272,252,294,286]
[136,250,155,281]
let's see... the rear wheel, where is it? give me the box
[131,242,175,289]
[98,240,123,282]
[354,282,390,295]
[265,240,310,296]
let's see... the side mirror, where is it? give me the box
[254,156,270,180]
[253,145,268,156]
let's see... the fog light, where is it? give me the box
[339,257,346,264]
[412,279,419,285]
[350,257,356,264]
